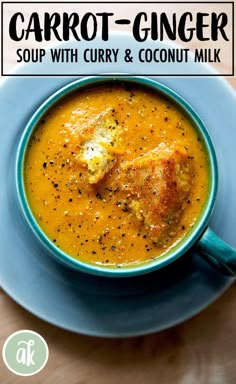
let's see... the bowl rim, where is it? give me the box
[15,75,218,277]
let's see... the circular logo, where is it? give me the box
[2,330,49,376]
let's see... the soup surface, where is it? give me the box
[24,82,210,267]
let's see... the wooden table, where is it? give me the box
[1,1,236,382]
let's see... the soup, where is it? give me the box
[24,82,209,267]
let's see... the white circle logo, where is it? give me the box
[2,330,49,376]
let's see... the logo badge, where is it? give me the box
[2,330,49,376]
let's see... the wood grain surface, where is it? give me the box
[1,1,236,383]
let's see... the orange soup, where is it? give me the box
[24,83,209,267]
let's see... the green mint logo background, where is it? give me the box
[2,330,49,376]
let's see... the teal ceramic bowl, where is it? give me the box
[15,76,236,277]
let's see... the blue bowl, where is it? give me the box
[16,76,220,277]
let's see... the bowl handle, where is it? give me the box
[196,227,236,276]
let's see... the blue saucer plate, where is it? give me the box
[0,36,235,337]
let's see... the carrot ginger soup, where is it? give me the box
[24,83,210,267]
